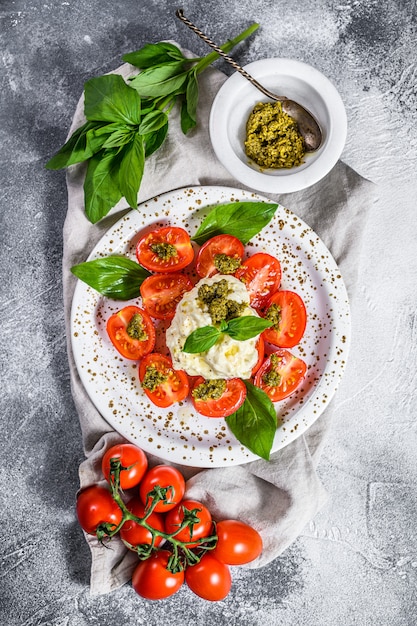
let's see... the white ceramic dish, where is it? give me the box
[71,185,351,467]
[209,58,347,193]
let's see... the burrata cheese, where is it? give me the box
[166,275,260,380]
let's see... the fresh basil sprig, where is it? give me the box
[46,23,259,224]
[71,256,150,300]
[183,316,272,354]
[191,201,278,246]
[226,381,277,461]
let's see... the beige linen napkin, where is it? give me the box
[63,52,375,595]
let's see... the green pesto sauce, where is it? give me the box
[262,353,281,387]
[245,101,306,169]
[197,279,246,324]
[150,242,178,260]
[213,253,241,274]
[265,303,282,329]
[141,365,168,392]
[192,379,226,401]
[126,313,148,341]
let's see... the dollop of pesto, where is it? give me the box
[265,303,282,329]
[197,279,246,324]
[126,313,148,341]
[262,353,282,387]
[245,101,306,169]
[213,253,241,274]
[150,242,178,260]
[192,379,226,401]
[141,365,168,392]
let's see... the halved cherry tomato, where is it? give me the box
[101,443,148,490]
[185,554,232,601]
[262,290,307,348]
[235,252,282,311]
[196,234,245,278]
[164,499,213,544]
[139,353,189,408]
[211,519,263,565]
[132,549,184,600]
[76,485,123,536]
[191,376,247,418]
[254,349,307,401]
[136,226,194,272]
[140,272,193,320]
[119,498,165,550]
[106,305,155,360]
[139,465,185,513]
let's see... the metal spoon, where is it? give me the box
[176,9,322,151]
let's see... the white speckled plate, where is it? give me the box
[71,186,350,467]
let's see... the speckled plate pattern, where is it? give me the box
[71,186,351,467]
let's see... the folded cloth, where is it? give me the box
[62,50,376,595]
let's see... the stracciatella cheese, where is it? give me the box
[166,275,260,380]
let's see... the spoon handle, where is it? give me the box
[175,9,283,102]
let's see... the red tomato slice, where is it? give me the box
[136,226,194,272]
[262,290,307,348]
[196,234,245,278]
[106,305,155,360]
[139,353,190,408]
[235,252,282,311]
[254,349,307,402]
[140,273,193,320]
[191,377,247,418]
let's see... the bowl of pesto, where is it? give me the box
[209,58,347,194]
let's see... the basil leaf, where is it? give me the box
[183,326,220,354]
[84,150,123,224]
[118,133,145,209]
[101,127,136,149]
[45,121,101,169]
[226,382,277,460]
[181,71,198,134]
[71,255,150,300]
[138,110,169,135]
[192,202,279,245]
[130,65,189,98]
[144,122,168,158]
[225,316,273,340]
[84,74,142,125]
[123,42,187,68]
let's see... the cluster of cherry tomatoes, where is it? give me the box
[76,443,263,601]
[106,225,308,418]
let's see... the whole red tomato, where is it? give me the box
[132,550,184,600]
[185,553,232,601]
[211,519,263,565]
[119,498,165,550]
[139,465,185,513]
[76,484,122,536]
[164,499,213,545]
[101,443,148,490]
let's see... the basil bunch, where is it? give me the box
[46,25,259,224]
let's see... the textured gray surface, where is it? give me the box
[1,0,417,624]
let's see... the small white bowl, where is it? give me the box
[209,58,347,193]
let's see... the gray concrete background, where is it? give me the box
[1,1,417,624]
